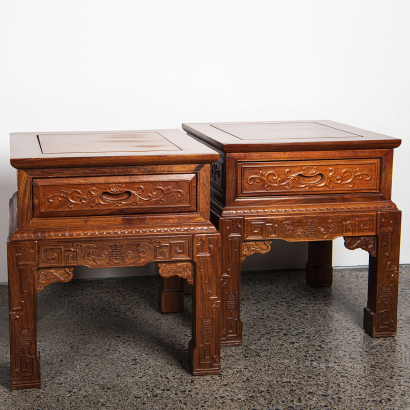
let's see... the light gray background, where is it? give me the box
[1,1,408,282]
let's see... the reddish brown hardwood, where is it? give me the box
[158,276,185,313]
[364,211,401,336]
[8,129,221,389]
[240,159,380,195]
[8,241,41,389]
[33,174,197,217]
[306,241,333,287]
[183,120,402,346]
[36,267,74,293]
[10,130,218,169]
[189,234,221,374]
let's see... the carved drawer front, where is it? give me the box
[239,159,380,196]
[33,174,196,218]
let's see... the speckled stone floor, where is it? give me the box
[1,266,409,410]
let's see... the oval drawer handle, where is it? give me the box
[296,173,324,184]
[100,191,132,202]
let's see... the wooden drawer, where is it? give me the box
[239,159,380,196]
[33,174,196,218]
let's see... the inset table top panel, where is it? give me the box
[10,129,219,169]
[182,120,401,152]
[212,122,358,141]
[39,131,181,154]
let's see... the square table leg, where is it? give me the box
[219,218,243,347]
[306,240,333,287]
[8,241,41,389]
[158,276,185,313]
[189,234,221,374]
[364,211,401,337]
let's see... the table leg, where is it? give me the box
[8,241,41,389]
[364,211,401,337]
[220,218,243,346]
[158,276,184,313]
[189,234,221,375]
[306,240,333,287]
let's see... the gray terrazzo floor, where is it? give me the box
[1,266,410,410]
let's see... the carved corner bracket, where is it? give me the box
[158,261,194,285]
[241,240,272,263]
[36,267,74,293]
[344,236,377,257]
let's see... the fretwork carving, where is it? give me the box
[244,213,376,242]
[158,262,194,284]
[36,267,74,293]
[224,218,243,238]
[344,236,377,257]
[39,237,191,268]
[241,240,272,262]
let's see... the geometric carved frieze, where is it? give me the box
[36,267,74,293]
[241,240,272,262]
[244,213,376,242]
[344,236,377,257]
[38,237,191,268]
[157,261,194,284]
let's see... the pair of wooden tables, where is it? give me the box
[8,121,401,389]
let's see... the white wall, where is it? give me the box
[1,1,409,282]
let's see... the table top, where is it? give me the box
[182,120,401,153]
[10,129,219,169]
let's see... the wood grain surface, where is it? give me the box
[10,129,219,168]
[183,120,402,347]
[7,129,221,389]
[182,120,401,152]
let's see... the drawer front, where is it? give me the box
[33,174,196,218]
[239,159,380,196]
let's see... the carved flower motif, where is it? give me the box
[108,184,126,194]
[302,166,317,176]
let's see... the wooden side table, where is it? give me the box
[182,120,402,346]
[8,130,221,389]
